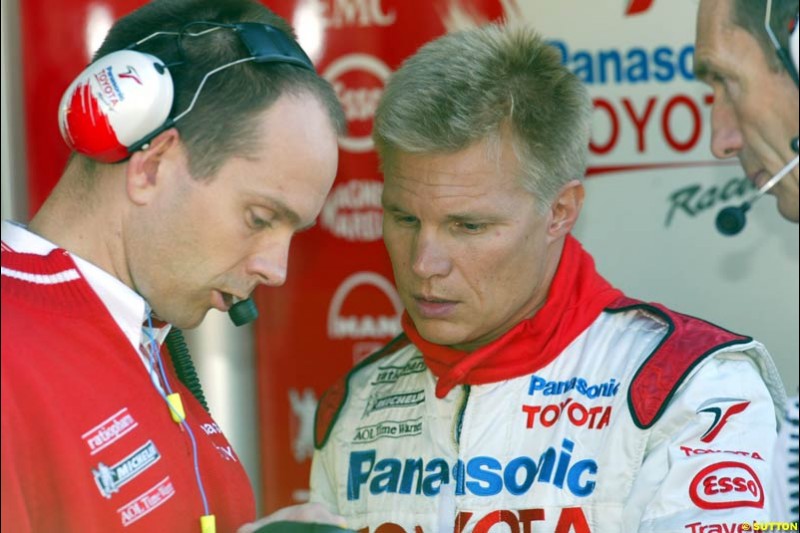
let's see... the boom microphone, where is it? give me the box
[716,156,800,236]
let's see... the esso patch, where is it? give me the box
[323,54,391,153]
[689,461,764,510]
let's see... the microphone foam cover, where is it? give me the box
[716,205,748,236]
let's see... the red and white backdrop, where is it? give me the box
[17,0,798,514]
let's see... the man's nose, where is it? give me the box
[246,234,291,287]
[411,231,452,279]
[709,97,744,160]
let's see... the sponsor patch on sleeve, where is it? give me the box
[688,461,764,510]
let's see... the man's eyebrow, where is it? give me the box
[446,212,502,223]
[262,197,303,229]
[381,200,405,212]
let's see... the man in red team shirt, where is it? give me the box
[1,0,344,531]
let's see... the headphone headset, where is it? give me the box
[58,22,314,164]
[764,0,799,83]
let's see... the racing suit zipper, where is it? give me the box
[453,384,471,446]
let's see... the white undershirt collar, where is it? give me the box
[1,220,168,351]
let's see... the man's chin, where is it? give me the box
[158,308,208,330]
[413,320,473,349]
[775,196,799,223]
[416,322,459,346]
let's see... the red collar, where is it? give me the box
[402,235,624,398]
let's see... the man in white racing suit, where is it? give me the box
[310,24,786,533]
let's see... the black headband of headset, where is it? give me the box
[763,0,800,85]
[234,23,314,70]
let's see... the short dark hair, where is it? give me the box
[732,0,798,72]
[92,0,345,178]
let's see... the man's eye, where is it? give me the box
[247,210,273,229]
[394,214,419,226]
[457,221,487,233]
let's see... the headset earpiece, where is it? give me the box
[58,23,313,165]
[58,50,173,163]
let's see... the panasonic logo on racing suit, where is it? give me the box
[528,375,620,398]
[347,438,597,500]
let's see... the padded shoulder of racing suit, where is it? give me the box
[313,298,753,447]
[315,334,411,449]
[606,296,752,429]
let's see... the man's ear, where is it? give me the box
[547,179,585,241]
[125,128,181,206]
